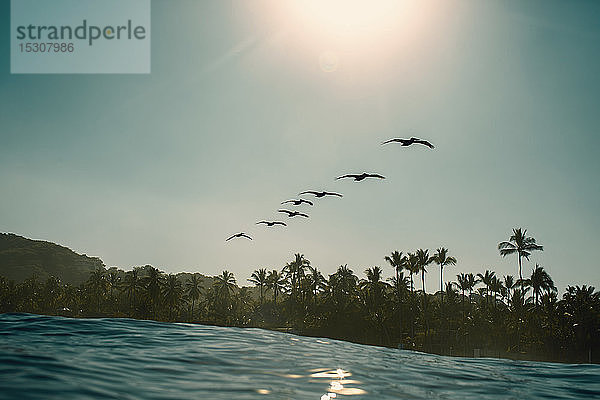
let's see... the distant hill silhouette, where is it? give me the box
[0,233,225,291]
[0,233,105,285]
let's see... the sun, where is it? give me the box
[288,0,407,35]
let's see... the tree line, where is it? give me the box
[0,228,598,363]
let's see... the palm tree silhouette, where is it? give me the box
[121,267,142,312]
[144,266,164,319]
[504,275,515,307]
[415,249,432,294]
[477,270,496,305]
[267,269,287,304]
[499,228,543,294]
[106,269,120,301]
[283,253,310,304]
[384,251,407,284]
[329,265,359,304]
[87,267,106,313]
[466,273,479,304]
[360,266,387,302]
[248,268,269,305]
[489,276,503,307]
[185,275,202,320]
[456,273,470,311]
[525,264,556,306]
[162,274,183,320]
[307,266,326,299]
[405,252,420,293]
[432,248,457,301]
[214,271,237,297]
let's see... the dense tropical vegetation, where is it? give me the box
[0,228,598,364]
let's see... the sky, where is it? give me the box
[1,0,599,293]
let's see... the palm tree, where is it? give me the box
[214,270,237,299]
[384,251,406,283]
[489,276,503,307]
[143,266,164,318]
[360,266,387,303]
[307,266,326,299]
[283,254,310,303]
[162,274,183,320]
[121,267,143,311]
[466,273,478,303]
[87,267,106,313]
[405,252,420,293]
[563,285,600,358]
[498,228,543,293]
[267,270,287,304]
[185,275,202,319]
[106,269,120,300]
[248,268,269,304]
[527,265,556,306]
[415,249,432,294]
[504,275,515,307]
[432,248,457,300]
[330,265,358,300]
[388,272,410,300]
[456,273,469,307]
[477,270,496,305]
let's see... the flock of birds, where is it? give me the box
[225,137,435,242]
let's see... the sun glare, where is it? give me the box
[288,0,407,35]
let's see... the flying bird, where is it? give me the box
[299,190,343,198]
[282,199,314,206]
[381,137,434,149]
[278,209,309,218]
[335,173,386,182]
[256,221,287,227]
[225,232,252,242]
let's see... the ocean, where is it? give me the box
[0,313,598,399]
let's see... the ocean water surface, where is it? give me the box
[0,313,599,399]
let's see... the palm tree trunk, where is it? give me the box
[440,266,444,303]
[518,254,523,293]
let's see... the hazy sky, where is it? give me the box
[1,0,599,293]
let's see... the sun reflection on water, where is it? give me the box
[310,368,367,398]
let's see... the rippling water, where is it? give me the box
[1,314,599,399]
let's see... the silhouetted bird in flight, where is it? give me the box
[225,232,252,241]
[282,199,314,206]
[278,209,309,218]
[336,173,386,182]
[256,221,287,227]
[299,190,343,198]
[381,137,434,149]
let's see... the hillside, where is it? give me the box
[0,233,105,285]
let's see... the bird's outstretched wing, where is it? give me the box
[416,139,434,149]
[281,200,294,205]
[240,233,253,240]
[381,138,401,145]
[335,174,358,180]
[298,212,309,218]
[366,173,386,179]
[278,209,293,215]
[299,190,319,196]
[256,221,268,225]
[324,191,343,197]
[273,221,287,226]
[300,199,314,205]
[225,234,237,241]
